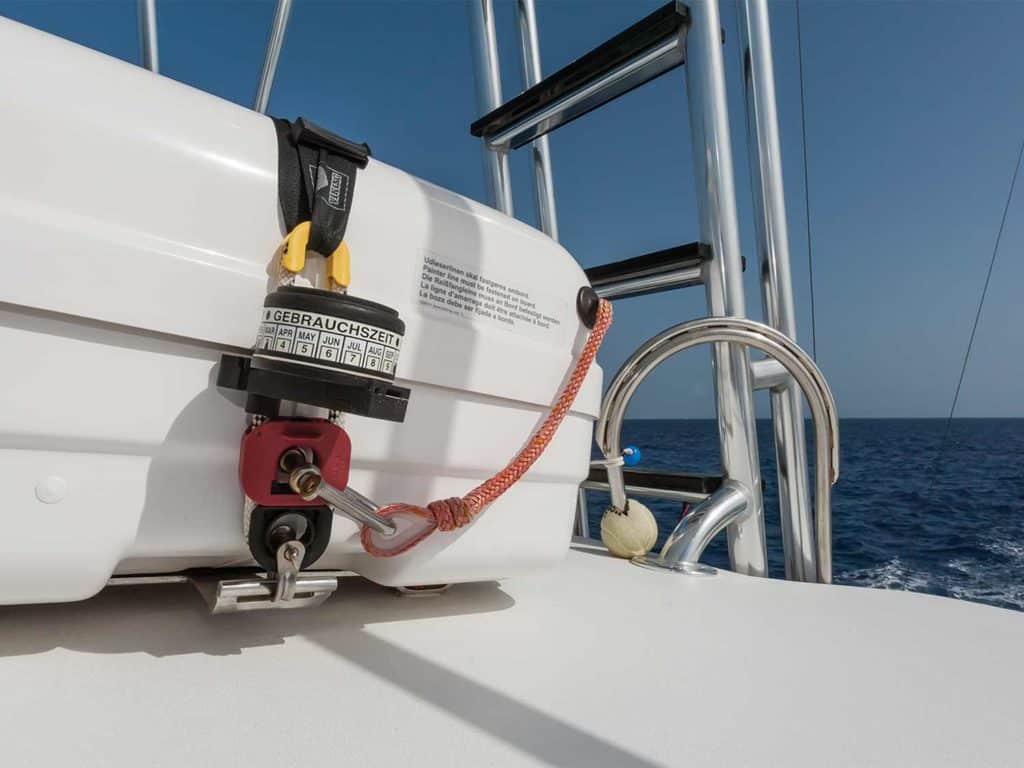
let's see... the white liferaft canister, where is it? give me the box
[0,17,601,603]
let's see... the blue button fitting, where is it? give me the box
[623,446,642,467]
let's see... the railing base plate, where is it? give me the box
[631,556,718,576]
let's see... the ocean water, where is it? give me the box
[585,418,1024,611]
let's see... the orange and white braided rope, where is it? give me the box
[361,298,613,557]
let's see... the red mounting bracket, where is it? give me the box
[239,419,351,507]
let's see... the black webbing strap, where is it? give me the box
[273,117,371,257]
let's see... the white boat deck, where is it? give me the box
[2,540,1022,767]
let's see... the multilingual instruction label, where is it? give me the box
[416,252,564,337]
[254,308,400,376]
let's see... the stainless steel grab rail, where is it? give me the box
[515,0,559,239]
[738,0,816,583]
[137,0,159,73]
[253,0,294,114]
[470,0,514,215]
[655,481,750,572]
[596,317,840,583]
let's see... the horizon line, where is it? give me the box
[622,416,1024,421]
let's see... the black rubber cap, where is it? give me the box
[247,505,334,572]
[576,286,600,329]
[217,353,250,389]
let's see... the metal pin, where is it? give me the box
[279,446,313,473]
[274,539,304,602]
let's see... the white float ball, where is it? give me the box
[600,499,658,558]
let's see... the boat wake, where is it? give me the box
[839,540,1024,611]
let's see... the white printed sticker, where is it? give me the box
[415,252,566,338]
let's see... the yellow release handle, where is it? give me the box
[281,222,311,273]
[280,222,351,289]
[327,241,351,289]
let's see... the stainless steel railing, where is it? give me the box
[470,0,514,216]
[684,0,769,577]
[515,0,559,239]
[137,0,159,73]
[469,0,833,584]
[254,0,294,114]
[596,316,839,583]
[738,0,817,582]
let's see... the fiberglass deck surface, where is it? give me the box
[1,540,1022,767]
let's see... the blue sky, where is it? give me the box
[3,0,1022,418]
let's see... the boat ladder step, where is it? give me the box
[584,465,723,504]
[470,1,691,151]
[585,242,749,300]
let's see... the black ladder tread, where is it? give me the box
[470,2,690,146]
[587,466,723,495]
[585,242,706,287]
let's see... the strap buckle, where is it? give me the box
[281,222,351,288]
[273,117,369,289]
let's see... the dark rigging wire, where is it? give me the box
[930,134,1024,485]
[794,0,818,360]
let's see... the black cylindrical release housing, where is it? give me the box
[230,286,410,421]
[256,286,404,379]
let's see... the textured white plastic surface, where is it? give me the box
[1,544,1022,767]
[0,19,600,602]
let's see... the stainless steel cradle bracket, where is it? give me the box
[194,538,336,614]
[192,570,340,614]
[107,569,341,614]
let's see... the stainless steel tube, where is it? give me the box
[253,0,294,114]
[137,0,159,73]
[470,0,514,215]
[750,358,789,390]
[593,264,704,300]
[329,485,393,535]
[289,466,396,537]
[685,0,767,577]
[575,486,591,538]
[660,481,750,567]
[596,316,839,583]
[516,0,558,239]
[738,0,816,582]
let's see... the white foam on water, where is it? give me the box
[840,558,933,592]
[946,582,1024,610]
[946,558,975,575]
[840,553,1024,611]
[984,539,1024,562]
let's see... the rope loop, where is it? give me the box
[362,298,613,558]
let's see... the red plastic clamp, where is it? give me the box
[239,419,351,506]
